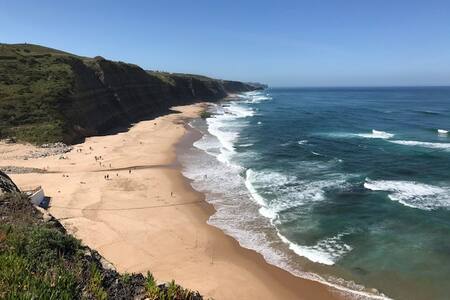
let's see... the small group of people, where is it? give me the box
[104,173,120,180]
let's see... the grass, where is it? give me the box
[0,192,203,299]
[0,223,83,298]
[0,44,75,144]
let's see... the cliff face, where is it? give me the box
[0,43,263,144]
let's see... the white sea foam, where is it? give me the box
[239,143,253,147]
[389,140,450,150]
[357,130,394,139]
[245,167,351,222]
[437,129,448,136]
[238,91,272,103]
[278,232,352,266]
[364,179,450,210]
[244,169,268,207]
[243,167,354,267]
[298,139,308,144]
[326,130,394,140]
[182,92,390,300]
[205,102,255,166]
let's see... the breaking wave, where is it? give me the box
[364,179,450,210]
[180,90,391,299]
[388,140,450,151]
[356,130,394,139]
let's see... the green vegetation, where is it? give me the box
[146,71,177,86]
[0,43,259,145]
[145,272,201,300]
[0,44,76,144]
[199,110,212,119]
[0,192,203,299]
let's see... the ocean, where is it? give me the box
[178,87,450,300]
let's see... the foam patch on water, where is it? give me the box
[205,102,255,166]
[245,169,269,207]
[437,129,448,136]
[239,143,253,147]
[278,232,352,266]
[238,91,272,103]
[326,130,394,140]
[245,167,351,221]
[356,130,394,139]
[364,179,450,210]
[388,140,450,151]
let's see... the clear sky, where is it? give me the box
[1,0,450,87]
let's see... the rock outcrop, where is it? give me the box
[0,170,20,194]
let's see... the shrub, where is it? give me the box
[199,111,212,119]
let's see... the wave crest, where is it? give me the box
[357,130,394,139]
[364,179,450,210]
[389,140,450,150]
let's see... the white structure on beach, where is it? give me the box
[26,186,45,207]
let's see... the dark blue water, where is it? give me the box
[180,87,450,300]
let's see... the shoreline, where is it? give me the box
[3,103,343,299]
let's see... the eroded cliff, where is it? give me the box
[0,43,263,144]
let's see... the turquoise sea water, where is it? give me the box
[179,87,450,300]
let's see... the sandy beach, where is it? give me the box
[2,104,344,300]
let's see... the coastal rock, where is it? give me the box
[23,143,73,159]
[0,170,20,194]
[0,166,47,174]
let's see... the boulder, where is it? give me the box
[0,170,20,194]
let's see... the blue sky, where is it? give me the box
[1,0,450,87]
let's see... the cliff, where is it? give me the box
[0,43,263,144]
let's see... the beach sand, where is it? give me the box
[2,104,344,299]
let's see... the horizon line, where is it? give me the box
[268,85,450,89]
